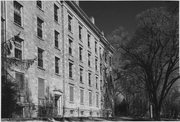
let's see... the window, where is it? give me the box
[89,91,92,106]
[37,0,42,9]
[81,111,84,115]
[55,57,60,74]
[88,72,91,86]
[54,4,58,22]
[79,46,82,61]
[69,85,74,102]
[95,41,97,54]
[95,58,98,71]
[14,36,23,60]
[37,17,43,38]
[68,15,72,32]
[88,53,91,67]
[38,48,43,68]
[38,78,45,99]
[87,34,90,48]
[15,48,22,60]
[14,1,22,26]
[69,62,73,78]
[15,72,24,91]
[96,77,98,89]
[100,64,102,75]
[80,68,83,83]
[99,47,102,59]
[69,39,72,55]
[109,56,112,66]
[80,89,84,104]
[54,30,59,48]
[79,26,82,40]
[96,93,99,107]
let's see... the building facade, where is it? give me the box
[1,0,114,118]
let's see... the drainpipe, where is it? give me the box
[61,1,66,118]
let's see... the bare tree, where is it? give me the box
[120,7,179,120]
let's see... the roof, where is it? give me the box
[65,1,115,53]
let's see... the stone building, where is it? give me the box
[1,0,114,118]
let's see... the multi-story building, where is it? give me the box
[1,0,114,118]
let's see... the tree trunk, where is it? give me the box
[153,104,161,120]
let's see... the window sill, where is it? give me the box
[38,66,45,71]
[69,77,73,80]
[37,36,44,41]
[37,6,44,12]
[55,47,61,51]
[54,20,59,25]
[55,73,60,77]
[79,60,83,63]
[68,30,73,35]
[69,101,74,104]
[14,22,24,30]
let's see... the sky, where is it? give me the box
[80,1,178,36]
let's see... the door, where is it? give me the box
[55,95,62,116]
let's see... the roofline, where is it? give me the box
[64,1,115,53]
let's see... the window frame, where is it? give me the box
[55,57,60,74]
[69,85,74,102]
[88,53,91,67]
[79,46,82,61]
[69,39,72,56]
[38,48,44,68]
[14,1,22,26]
[54,4,59,22]
[37,17,43,39]
[54,30,59,48]
[80,89,84,105]
[69,62,73,78]
[80,68,83,83]
[68,15,72,32]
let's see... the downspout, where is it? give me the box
[61,1,66,118]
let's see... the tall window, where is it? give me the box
[95,58,98,71]
[69,39,72,55]
[96,93,99,107]
[54,4,58,22]
[99,47,102,59]
[54,30,59,48]
[37,17,43,38]
[88,53,91,67]
[95,41,97,54]
[14,37,23,60]
[79,26,82,40]
[80,89,84,104]
[100,64,102,75]
[69,62,73,78]
[96,77,98,89]
[38,48,43,68]
[38,78,45,99]
[109,56,112,66]
[88,72,91,86]
[69,85,74,102]
[15,72,24,91]
[68,15,72,32]
[80,68,83,83]
[55,57,60,74]
[87,34,90,48]
[37,0,42,9]
[14,1,22,26]
[79,46,82,61]
[89,91,92,106]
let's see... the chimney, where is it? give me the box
[75,0,79,6]
[90,16,95,24]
